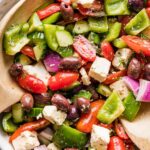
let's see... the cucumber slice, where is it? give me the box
[14,54,32,65]
[113,38,127,48]
[125,9,150,35]
[88,17,108,33]
[53,124,88,149]
[73,20,90,34]
[56,30,73,47]
[97,92,125,124]
[97,84,112,97]
[56,47,73,57]
[88,32,100,45]
[12,103,24,124]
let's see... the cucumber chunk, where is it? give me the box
[14,54,32,65]
[56,30,73,47]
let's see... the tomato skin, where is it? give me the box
[9,119,49,142]
[115,121,129,140]
[37,3,61,20]
[147,0,150,7]
[103,70,127,85]
[122,35,150,56]
[76,100,104,133]
[57,0,71,5]
[108,136,126,150]
[99,123,113,130]
[21,46,35,59]
[146,8,150,17]
[73,35,96,62]
[101,41,114,61]
[48,72,79,91]
[18,72,47,94]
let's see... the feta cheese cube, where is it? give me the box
[77,0,94,8]
[80,67,91,85]
[89,57,111,82]
[47,143,60,150]
[23,62,50,86]
[43,105,67,125]
[90,125,110,150]
[110,79,129,100]
[112,48,133,70]
[12,131,40,150]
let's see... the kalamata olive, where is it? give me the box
[67,105,79,121]
[86,85,99,100]
[128,0,144,12]
[33,93,51,107]
[76,97,90,113]
[51,94,70,112]
[144,63,150,81]
[21,93,34,110]
[127,58,141,79]
[9,63,23,77]
[59,57,81,71]
[60,2,74,21]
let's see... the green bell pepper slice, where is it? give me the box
[88,32,100,45]
[105,0,130,16]
[53,124,88,149]
[28,32,47,61]
[123,92,141,121]
[28,13,43,33]
[125,9,150,35]
[88,17,108,33]
[97,92,125,124]
[113,38,127,48]
[28,108,43,117]
[2,113,18,133]
[56,47,73,57]
[97,84,112,97]
[104,22,122,42]
[12,103,24,124]
[42,12,61,24]
[4,24,30,55]
[71,90,92,101]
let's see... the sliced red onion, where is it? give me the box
[123,76,139,96]
[43,52,62,73]
[136,79,150,102]
[34,145,48,150]
[39,128,53,141]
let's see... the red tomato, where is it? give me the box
[37,3,61,20]
[21,46,35,59]
[18,72,47,94]
[122,35,150,56]
[108,136,126,150]
[9,119,49,142]
[48,72,79,91]
[115,120,129,140]
[76,100,105,133]
[146,8,150,18]
[73,35,96,62]
[147,0,150,7]
[125,143,134,150]
[103,70,127,85]
[99,123,113,130]
[101,41,114,61]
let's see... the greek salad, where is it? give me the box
[2,0,150,149]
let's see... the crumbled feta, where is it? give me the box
[90,125,110,150]
[80,67,91,85]
[23,62,50,86]
[112,48,133,70]
[43,106,67,125]
[47,143,60,150]
[110,79,129,100]
[89,57,111,82]
[12,131,40,150]
[77,0,94,8]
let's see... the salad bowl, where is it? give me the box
[0,0,150,150]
